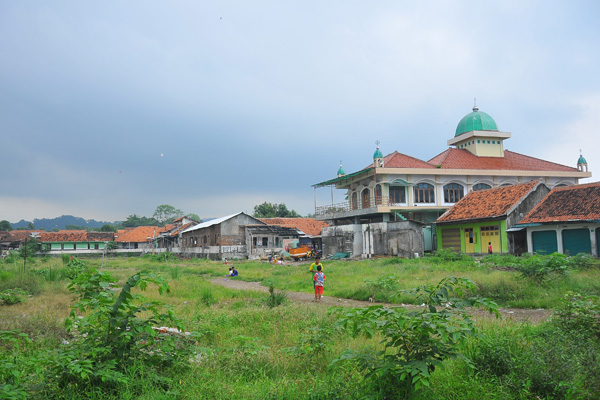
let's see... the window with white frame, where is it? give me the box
[443,183,464,203]
[414,183,435,203]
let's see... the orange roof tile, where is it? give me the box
[258,218,330,236]
[437,180,542,223]
[378,151,436,169]
[428,149,579,172]
[520,182,600,224]
[39,231,114,242]
[115,226,163,242]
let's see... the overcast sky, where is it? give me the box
[1,1,598,223]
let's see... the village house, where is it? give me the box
[258,217,330,251]
[179,212,300,260]
[115,226,172,252]
[313,105,592,258]
[515,181,600,256]
[435,180,550,255]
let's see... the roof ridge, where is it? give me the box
[505,150,579,171]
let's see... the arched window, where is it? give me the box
[389,186,406,204]
[443,183,464,203]
[362,189,370,209]
[375,184,382,205]
[414,183,435,203]
[473,183,491,191]
[351,192,358,210]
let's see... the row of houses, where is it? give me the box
[2,182,598,259]
[0,215,330,260]
[436,180,600,257]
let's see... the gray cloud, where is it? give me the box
[1,0,598,222]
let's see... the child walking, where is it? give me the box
[313,265,326,303]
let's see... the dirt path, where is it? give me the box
[211,278,553,323]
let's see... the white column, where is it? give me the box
[590,228,598,257]
[526,229,534,254]
[556,226,564,254]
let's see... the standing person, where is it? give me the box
[313,265,326,303]
[488,242,493,254]
[309,257,323,287]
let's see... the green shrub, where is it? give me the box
[428,248,475,262]
[65,258,90,279]
[331,277,498,397]
[518,253,568,283]
[33,266,70,282]
[570,253,597,270]
[0,288,29,305]
[40,269,195,397]
[553,291,600,339]
[0,330,35,400]
[266,284,287,308]
[0,273,42,296]
[200,287,216,306]
[468,335,514,377]
[285,326,334,357]
[61,253,71,266]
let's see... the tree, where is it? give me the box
[99,224,117,233]
[253,202,301,218]
[187,213,201,222]
[153,205,184,225]
[0,220,11,231]
[26,222,35,230]
[120,214,159,228]
[65,224,87,230]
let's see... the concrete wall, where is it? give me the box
[322,221,423,258]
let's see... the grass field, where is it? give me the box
[1,252,599,399]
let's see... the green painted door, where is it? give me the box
[562,228,591,255]
[423,226,433,252]
[532,230,557,254]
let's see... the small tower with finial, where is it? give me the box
[337,160,346,177]
[577,150,588,172]
[373,140,384,168]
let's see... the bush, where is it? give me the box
[266,284,287,308]
[518,253,568,283]
[428,248,475,263]
[0,272,42,296]
[40,269,196,397]
[553,291,600,339]
[331,277,498,397]
[0,288,29,305]
[570,253,597,270]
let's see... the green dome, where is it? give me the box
[578,155,587,164]
[455,105,498,137]
[337,164,346,176]
[373,147,383,159]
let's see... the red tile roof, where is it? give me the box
[520,181,600,224]
[381,151,436,169]
[437,180,543,223]
[115,226,166,242]
[258,218,330,236]
[39,231,114,242]
[428,149,579,171]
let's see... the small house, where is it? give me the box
[436,180,550,254]
[515,181,600,256]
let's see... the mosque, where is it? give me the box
[313,105,591,256]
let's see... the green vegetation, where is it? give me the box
[0,252,598,399]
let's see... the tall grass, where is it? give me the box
[2,254,600,399]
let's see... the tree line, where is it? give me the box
[0,202,307,232]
